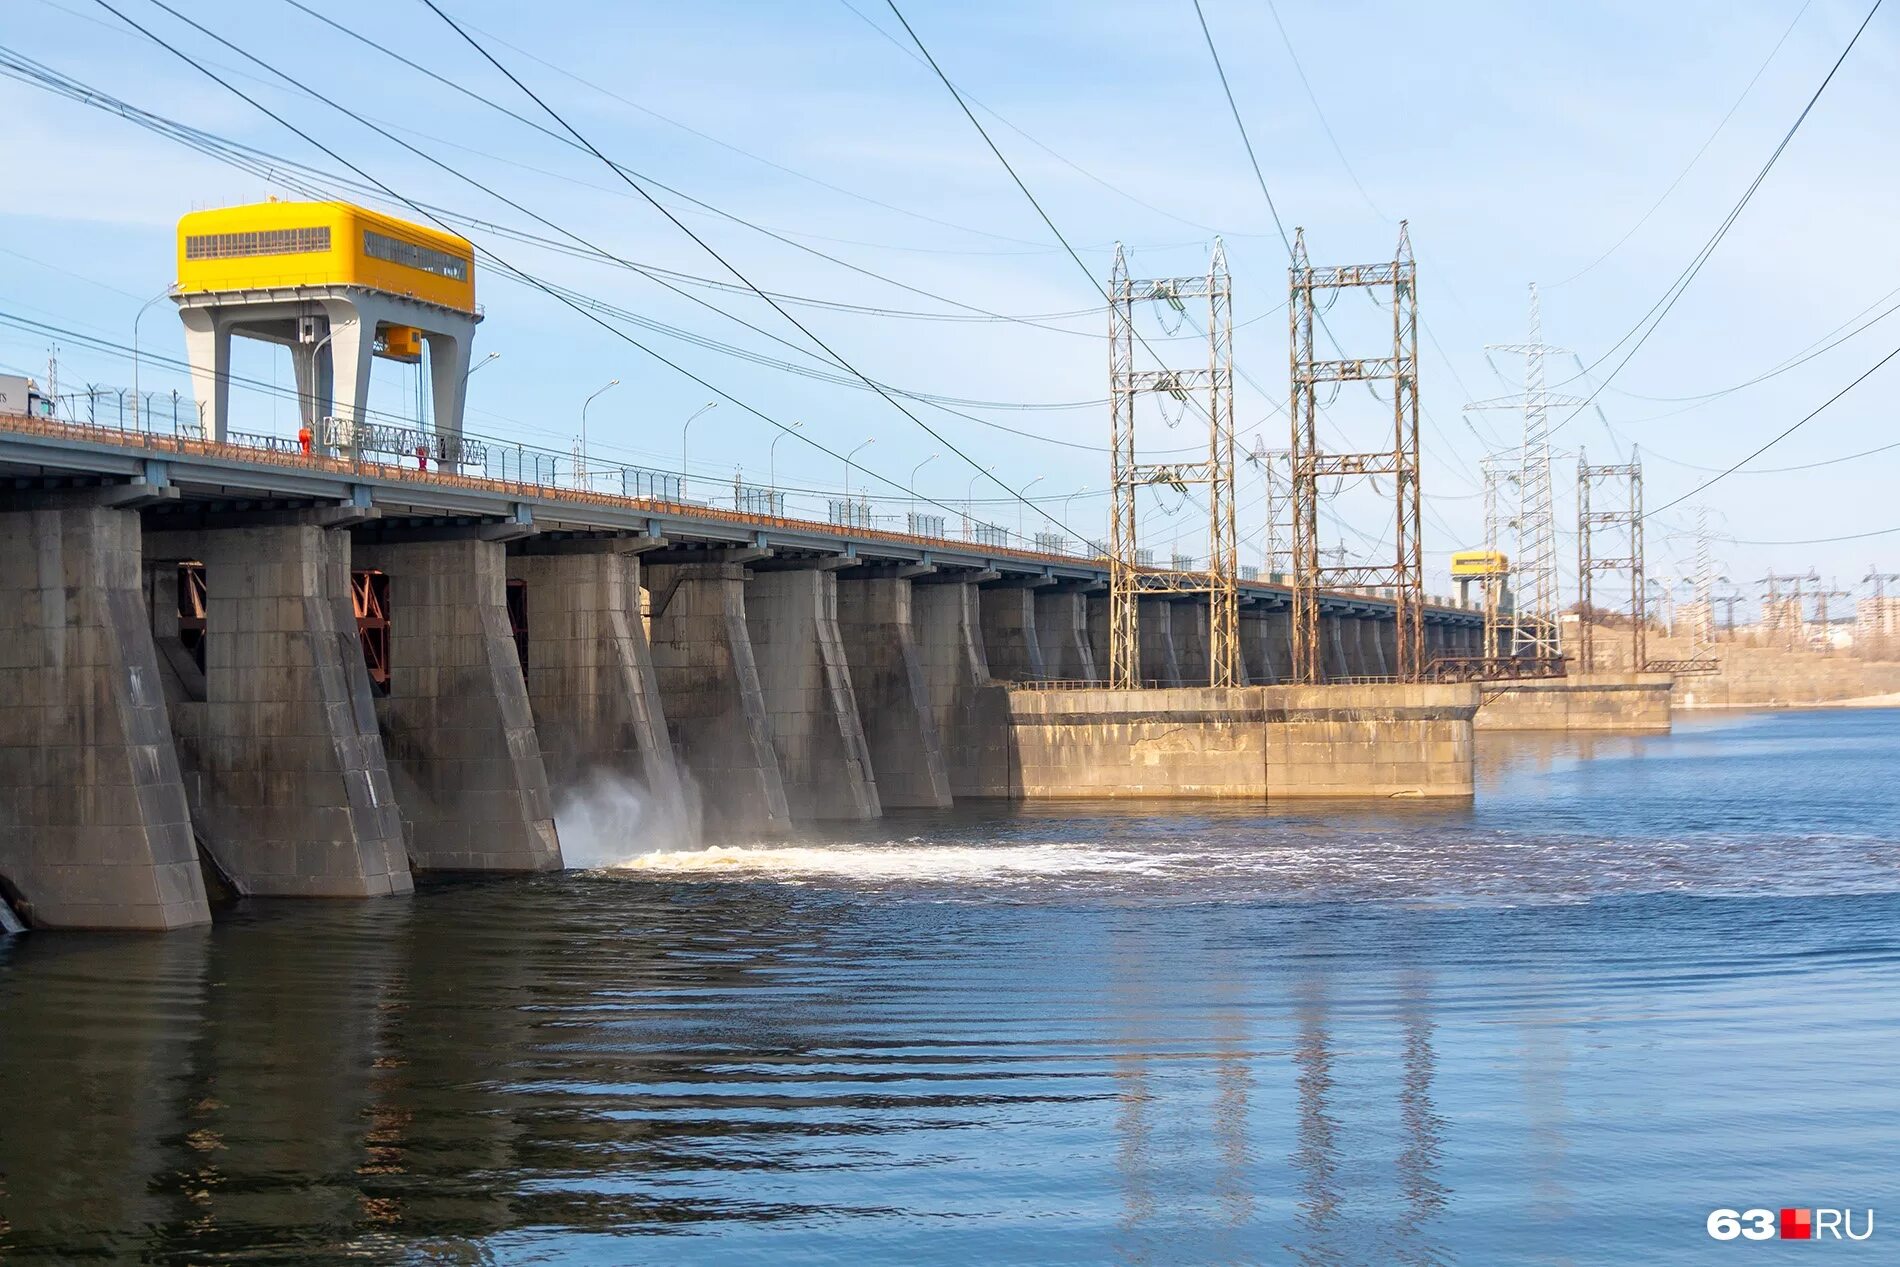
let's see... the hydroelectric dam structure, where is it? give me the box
[0,200,1536,932]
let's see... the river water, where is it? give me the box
[2,709,1896,1264]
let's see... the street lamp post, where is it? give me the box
[909,452,939,511]
[1063,484,1090,551]
[845,438,875,512]
[769,419,803,510]
[580,378,619,489]
[465,351,501,379]
[680,400,717,499]
[1015,474,1044,541]
[966,464,995,536]
[131,288,170,431]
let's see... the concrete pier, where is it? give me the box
[838,571,952,808]
[507,543,688,825]
[1322,614,1352,681]
[147,521,410,897]
[979,584,1046,682]
[1034,588,1097,681]
[913,577,1010,797]
[645,554,790,833]
[0,503,210,928]
[352,535,561,871]
[1355,617,1389,678]
[1005,683,1479,800]
[1138,598,1182,686]
[746,566,880,820]
[1171,601,1210,687]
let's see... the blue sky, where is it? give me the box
[2,0,1894,601]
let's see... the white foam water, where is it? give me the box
[556,770,702,870]
[601,841,1175,885]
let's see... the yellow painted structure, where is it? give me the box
[175,201,476,314]
[1450,549,1508,578]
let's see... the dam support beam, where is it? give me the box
[1239,608,1273,685]
[978,583,1046,682]
[1137,598,1182,687]
[645,554,789,833]
[1034,588,1097,681]
[507,543,688,829]
[1358,617,1389,678]
[746,566,881,821]
[837,570,951,809]
[1085,593,1109,681]
[1322,612,1352,681]
[352,535,561,871]
[146,521,410,897]
[0,502,209,929]
[914,576,1011,798]
[1376,618,1398,678]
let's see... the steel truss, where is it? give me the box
[1287,223,1424,683]
[1107,242,1239,688]
[1576,448,1645,673]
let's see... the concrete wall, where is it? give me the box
[836,573,951,808]
[507,545,687,826]
[1322,613,1351,681]
[1003,683,1478,800]
[978,585,1045,681]
[0,504,210,928]
[1034,589,1097,681]
[1475,672,1674,732]
[1085,593,1109,682]
[353,536,561,871]
[645,557,789,834]
[913,579,1010,797]
[149,523,410,898]
[745,568,880,820]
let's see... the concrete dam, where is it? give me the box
[0,412,1513,931]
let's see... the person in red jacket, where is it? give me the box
[297,423,312,457]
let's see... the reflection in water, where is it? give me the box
[1,709,1898,1263]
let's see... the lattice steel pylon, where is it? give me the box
[1576,447,1645,673]
[1466,283,1580,665]
[1247,438,1292,580]
[1107,241,1239,689]
[1479,452,1514,660]
[1287,223,1424,683]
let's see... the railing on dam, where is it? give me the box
[0,407,1483,616]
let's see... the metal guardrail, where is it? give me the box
[1424,654,1568,684]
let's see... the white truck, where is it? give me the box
[0,374,56,419]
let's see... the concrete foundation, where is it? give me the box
[0,504,210,928]
[914,579,1010,798]
[1322,614,1352,681]
[1034,589,1097,681]
[507,544,688,828]
[645,556,789,833]
[1086,593,1110,682]
[979,585,1046,681]
[148,523,410,898]
[1137,599,1182,686]
[1004,683,1478,799]
[746,567,880,820]
[352,536,561,871]
[837,572,952,808]
[1475,672,1674,732]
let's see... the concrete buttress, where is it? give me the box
[978,585,1046,682]
[913,578,1011,797]
[1137,598,1182,686]
[146,522,411,897]
[746,567,881,820]
[836,572,952,809]
[1171,602,1211,686]
[0,504,210,928]
[351,536,561,871]
[1034,589,1097,681]
[1323,613,1352,681]
[644,556,790,833]
[507,544,689,831]
[1239,608,1273,684]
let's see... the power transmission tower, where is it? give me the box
[1759,570,1817,644]
[1691,505,1716,656]
[1863,566,1900,656]
[1246,439,1292,580]
[1479,452,1514,660]
[1576,447,1645,673]
[1713,590,1744,639]
[1466,283,1583,666]
[1108,242,1239,688]
[1813,579,1854,650]
[1287,222,1423,682]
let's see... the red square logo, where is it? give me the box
[1781,1208,1812,1240]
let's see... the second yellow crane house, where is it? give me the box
[176,200,476,315]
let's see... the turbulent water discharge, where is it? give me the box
[1,710,1896,1264]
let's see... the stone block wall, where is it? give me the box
[1475,673,1673,732]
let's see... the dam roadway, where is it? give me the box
[0,410,1487,931]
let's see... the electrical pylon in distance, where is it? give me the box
[1107,241,1239,688]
